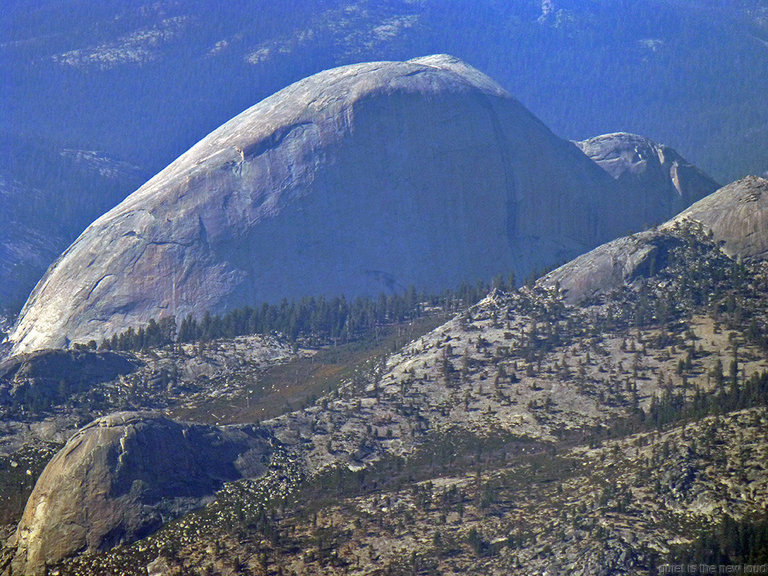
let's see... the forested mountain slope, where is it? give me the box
[5,176,768,575]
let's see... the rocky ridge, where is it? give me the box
[0,349,138,396]
[40,408,768,575]
[7,177,768,573]
[541,175,768,304]
[671,175,768,261]
[0,334,299,454]
[272,408,768,576]
[13,182,768,572]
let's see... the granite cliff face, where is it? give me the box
[11,412,272,575]
[541,175,768,303]
[8,55,699,354]
[575,132,720,228]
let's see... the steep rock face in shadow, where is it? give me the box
[8,55,699,354]
[0,349,137,385]
[11,412,272,575]
[0,349,138,409]
[575,132,720,229]
[540,176,768,304]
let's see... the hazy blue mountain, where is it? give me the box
[1,0,766,311]
[0,136,146,311]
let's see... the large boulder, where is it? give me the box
[12,412,272,575]
[7,55,704,354]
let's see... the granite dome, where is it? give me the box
[8,55,695,354]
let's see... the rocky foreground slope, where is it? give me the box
[7,55,714,355]
[6,176,768,574]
